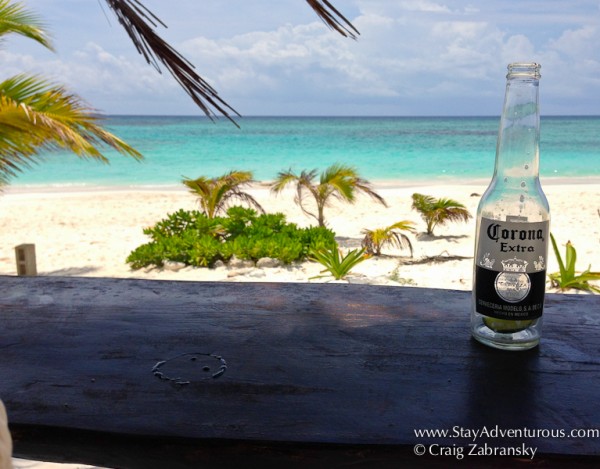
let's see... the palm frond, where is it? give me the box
[309,246,366,280]
[411,193,471,235]
[271,169,300,193]
[104,1,358,123]
[361,221,415,256]
[352,177,387,207]
[183,170,261,218]
[104,0,240,126]
[320,164,386,206]
[305,0,359,39]
[296,171,321,223]
[0,0,53,49]
[0,74,141,184]
[227,191,265,214]
[411,193,436,212]
[433,198,472,223]
[320,163,355,184]
[326,174,355,202]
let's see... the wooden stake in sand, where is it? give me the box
[15,244,37,276]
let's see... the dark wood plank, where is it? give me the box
[0,275,599,466]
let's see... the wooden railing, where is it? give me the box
[0,275,599,468]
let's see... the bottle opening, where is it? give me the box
[507,63,541,79]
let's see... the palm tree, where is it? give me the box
[271,163,386,227]
[182,170,264,219]
[103,1,358,124]
[361,221,415,256]
[0,0,141,185]
[411,193,472,235]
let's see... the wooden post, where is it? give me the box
[15,244,37,276]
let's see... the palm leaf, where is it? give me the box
[0,74,141,184]
[104,0,240,126]
[305,0,359,39]
[411,193,436,212]
[295,170,321,223]
[327,174,355,203]
[272,164,384,227]
[183,170,263,218]
[309,246,366,280]
[105,1,358,124]
[550,233,567,279]
[411,193,471,235]
[271,169,299,194]
[361,221,415,256]
[338,248,367,272]
[564,240,576,280]
[0,0,52,49]
[104,1,358,123]
[434,198,471,223]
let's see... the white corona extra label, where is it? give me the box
[475,217,549,320]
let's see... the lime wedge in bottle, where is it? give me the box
[483,316,533,334]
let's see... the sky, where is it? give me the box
[2,0,600,117]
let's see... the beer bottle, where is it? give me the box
[471,63,550,350]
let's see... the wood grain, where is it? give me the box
[0,276,599,467]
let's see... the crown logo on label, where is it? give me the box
[501,257,528,272]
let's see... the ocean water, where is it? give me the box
[9,116,600,188]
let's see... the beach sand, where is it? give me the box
[0,180,598,291]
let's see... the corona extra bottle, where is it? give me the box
[471,63,550,350]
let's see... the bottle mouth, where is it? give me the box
[507,63,541,79]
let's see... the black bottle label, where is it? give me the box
[475,217,549,320]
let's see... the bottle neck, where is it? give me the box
[493,64,541,185]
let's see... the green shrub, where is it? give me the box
[126,206,336,269]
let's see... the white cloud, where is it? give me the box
[1,41,180,112]
[3,1,600,115]
[165,1,600,114]
[549,25,599,57]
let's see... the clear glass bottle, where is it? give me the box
[471,63,550,351]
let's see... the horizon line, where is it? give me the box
[98,114,600,118]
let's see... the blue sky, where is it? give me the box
[2,0,600,116]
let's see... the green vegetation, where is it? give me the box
[389,262,417,285]
[309,247,368,281]
[411,193,472,235]
[0,0,140,185]
[361,221,415,256]
[183,170,263,219]
[271,163,386,227]
[126,207,336,269]
[549,233,600,293]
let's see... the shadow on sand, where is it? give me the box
[43,266,101,276]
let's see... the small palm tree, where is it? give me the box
[183,170,264,219]
[411,193,472,235]
[271,164,386,227]
[361,221,415,256]
[309,246,367,281]
[0,0,141,185]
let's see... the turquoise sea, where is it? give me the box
[10,116,600,188]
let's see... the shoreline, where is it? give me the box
[4,175,600,195]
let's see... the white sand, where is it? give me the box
[0,179,598,291]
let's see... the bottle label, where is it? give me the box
[475,217,549,320]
